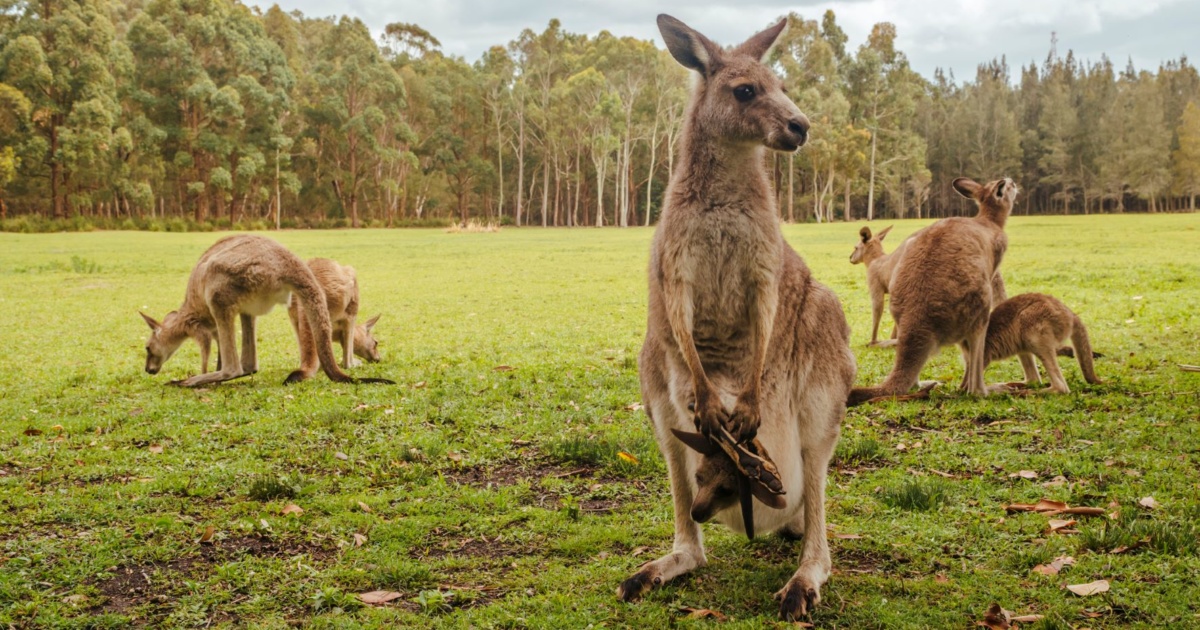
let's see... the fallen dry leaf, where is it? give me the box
[1011,615,1045,623]
[625,402,644,412]
[446,451,463,463]
[413,381,427,388]
[1010,470,1038,480]
[199,525,214,544]
[1047,518,1077,533]
[835,533,864,539]
[23,427,43,436]
[679,606,727,621]
[935,574,949,584]
[281,503,304,516]
[632,546,650,557]
[1138,496,1160,510]
[334,452,349,461]
[62,594,87,606]
[353,533,367,547]
[617,451,640,465]
[1032,555,1075,576]
[1067,580,1110,597]
[357,501,372,513]
[148,444,164,454]
[358,590,403,605]
[1179,364,1200,372]
[493,365,515,372]
[978,603,1011,629]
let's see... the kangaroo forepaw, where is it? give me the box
[616,568,660,602]
[775,577,821,621]
[728,398,760,442]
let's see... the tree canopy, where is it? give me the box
[0,3,1196,228]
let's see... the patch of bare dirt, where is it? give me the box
[92,535,336,615]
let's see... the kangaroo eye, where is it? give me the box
[733,85,756,102]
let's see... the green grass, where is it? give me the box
[0,215,1198,628]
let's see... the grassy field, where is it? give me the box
[0,215,1198,629]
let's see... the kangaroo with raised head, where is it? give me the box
[848,177,1016,406]
[984,293,1101,393]
[286,258,382,382]
[140,234,393,387]
[618,15,855,621]
[849,225,905,347]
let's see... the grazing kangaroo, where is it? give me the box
[984,293,1101,393]
[140,234,393,387]
[849,225,904,347]
[848,177,1016,406]
[619,15,855,621]
[286,258,382,382]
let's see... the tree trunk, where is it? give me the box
[787,153,794,222]
[866,127,877,221]
[540,159,549,227]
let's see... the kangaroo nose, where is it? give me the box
[788,117,809,146]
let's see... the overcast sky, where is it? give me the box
[251,0,1197,79]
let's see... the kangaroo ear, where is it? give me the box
[364,314,381,331]
[859,226,872,243]
[671,428,720,456]
[658,14,722,74]
[750,480,787,509]
[735,18,788,63]
[877,225,894,241]
[953,177,982,199]
[139,312,161,331]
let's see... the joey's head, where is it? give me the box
[671,429,786,524]
[353,314,382,363]
[140,311,188,375]
[850,225,893,265]
[953,177,1019,225]
[658,14,809,153]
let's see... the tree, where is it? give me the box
[1,0,124,218]
[1173,101,1200,209]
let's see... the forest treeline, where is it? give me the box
[1,0,1198,231]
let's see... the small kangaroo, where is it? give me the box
[286,258,382,382]
[619,15,855,621]
[140,234,393,387]
[848,177,1016,406]
[984,293,1101,393]
[849,225,904,347]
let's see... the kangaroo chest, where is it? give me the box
[675,212,780,365]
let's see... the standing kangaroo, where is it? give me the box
[286,257,382,382]
[848,177,1016,406]
[140,234,392,387]
[619,15,855,621]
[984,293,1101,393]
[849,225,905,347]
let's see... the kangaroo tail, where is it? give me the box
[1070,314,1101,384]
[284,271,393,385]
[848,327,937,407]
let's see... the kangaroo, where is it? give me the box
[848,177,1016,406]
[985,293,1101,393]
[140,234,393,387]
[849,225,904,347]
[286,258,382,382]
[618,15,855,621]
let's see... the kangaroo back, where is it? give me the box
[1070,314,1101,384]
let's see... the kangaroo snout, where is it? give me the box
[787,116,809,147]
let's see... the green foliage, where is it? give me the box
[1,4,1198,226]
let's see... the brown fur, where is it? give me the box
[984,293,1101,393]
[618,15,855,621]
[140,234,392,387]
[850,225,906,347]
[848,177,1017,406]
[286,258,382,382]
